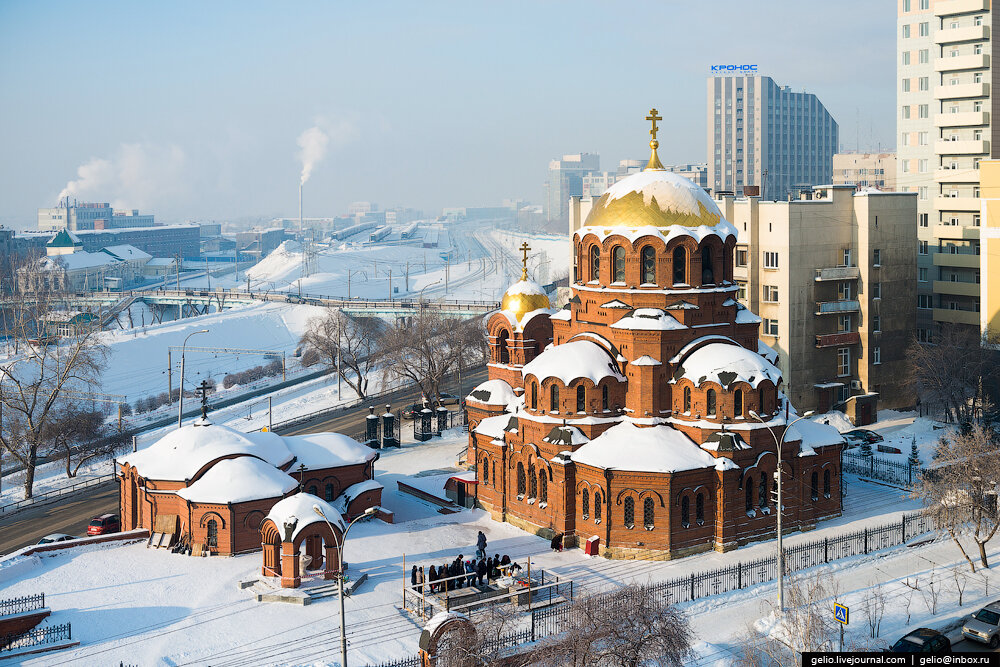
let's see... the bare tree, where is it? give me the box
[0,257,107,498]
[915,424,1000,571]
[299,309,381,398]
[46,407,129,478]
[532,584,694,667]
[435,603,530,667]
[862,581,887,638]
[378,311,486,403]
[952,566,968,607]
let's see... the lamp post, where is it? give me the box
[748,407,814,613]
[418,279,442,305]
[177,329,209,429]
[312,504,376,667]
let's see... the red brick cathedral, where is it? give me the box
[466,112,843,559]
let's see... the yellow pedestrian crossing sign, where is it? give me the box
[834,603,849,625]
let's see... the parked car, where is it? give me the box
[37,533,77,545]
[401,403,427,420]
[87,513,121,536]
[437,393,460,406]
[844,429,883,444]
[889,628,951,653]
[963,603,1000,648]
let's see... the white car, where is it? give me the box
[962,603,1000,648]
[36,533,77,545]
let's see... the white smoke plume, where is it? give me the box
[57,143,188,211]
[297,126,330,186]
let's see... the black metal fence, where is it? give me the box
[0,622,71,653]
[0,593,45,618]
[842,450,921,488]
[365,655,423,667]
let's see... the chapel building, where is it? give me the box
[466,112,844,559]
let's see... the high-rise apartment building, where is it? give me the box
[833,153,898,190]
[977,159,1000,334]
[708,75,839,199]
[898,0,991,339]
[721,185,917,419]
[38,200,155,232]
[544,153,600,223]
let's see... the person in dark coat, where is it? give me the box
[476,559,487,586]
[417,566,425,594]
[550,533,563,552]
[428,565,437,593]
[411,565,418,587]
[488,557,499,580]
[465,560,476,587]
[476,531,488,559]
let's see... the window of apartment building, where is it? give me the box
[919,76,929,91]
[763,318,779,336]
[872,282,881,299]
[919,131,928,145]
[920,0,928,8]
[975,43,983,55]
[901,78,911,93]
[950,216,960,225]
[973,213,981,226]
[872,314,881,332]
[901,160,910,174]
[873,347,882,365]
[919,213,928,227]
[763,285,779,302]
[837,347,851,377]
[975,14,984,25]
[736,247,748,266]
[919,267,928,282]
[903,24,911,38]
[843,248,852,266]
[919,159,928,173]
[902,51,911,65]
[919,240,929,254]
[838,282,852,300]
[737,281,747,300]
[920,186,928,200]
[763,251,779,269]
[901,106,911,120]
[917,328,932,343]
[903,0,910,10]
[919,22,929,36]
[918,294,933,309]
[918,104,929,119]
[919,49,929,63]
[838,315,852,332]
[873,249,881,266]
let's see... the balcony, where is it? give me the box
[933,307,980,325]
[815,299,861,315]
[934,53,990,72]
[934,24,990,44]
[934,280,981,297]
[932,224,981,240]
[934,82,990,100]
[816,332,862,348]
[814,266,861,281]
[934,111,990,128]
[934,195,981,211]
[933,251,981,268]
[934,167,980,183]
[935,138,990,154]
[935,0,989,15]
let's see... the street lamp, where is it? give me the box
[177,329,209,429]
[418,279,442,304]
[312,504,376,667]
[748,407,814,613]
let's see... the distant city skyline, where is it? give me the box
[0,0,896,226]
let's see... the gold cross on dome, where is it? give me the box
[519,242,531,280]
[646,108,662,142]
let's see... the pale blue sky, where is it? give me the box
[0,1,896,225]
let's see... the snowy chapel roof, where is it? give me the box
[571,422,718,473]
[467,379,517,408]
[266,492,346,541]
[610,308,686,331]
[282,433,376,470]
[177,456,298,504]
[785,419,845,452]
[674,343,781,389]
[522,340,625,385]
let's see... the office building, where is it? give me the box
[18,224,200,259]
[898,0,991,338]
[832,153,898,190]
[976,159,1000,335]
[544,153,600,223]
[38,200,155,232]
[721,185,917,419]
[708,75,839,199]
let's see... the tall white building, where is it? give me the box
[544,153,600,224]
[708,75,839,199]
[38,200,154,232]
[897,0,990,339]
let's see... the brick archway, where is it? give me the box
[259,517,343,589]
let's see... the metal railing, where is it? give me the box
[0,622,70,653]
[842,450,921,489]
[0,474,117,516]
[0,593,44,618]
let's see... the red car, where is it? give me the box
[87,514,121,536]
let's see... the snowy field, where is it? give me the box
[2,422,979,666]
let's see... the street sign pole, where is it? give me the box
[833,603,849,651]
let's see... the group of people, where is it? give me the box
[410,531,522,594]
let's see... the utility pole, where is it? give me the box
[388,267,392,300]
[405,261,409,292]
[268,396,273,432]
[445,257,450,293]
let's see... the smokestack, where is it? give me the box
[299,183,303,234]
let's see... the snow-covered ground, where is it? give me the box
[2,421,975,666]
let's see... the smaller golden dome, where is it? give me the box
[501,279,551,324]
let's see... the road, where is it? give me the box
[0,366,487,555]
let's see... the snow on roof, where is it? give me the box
[541,424,590,447]
[785,419,845,450]
[333,479,384,513]
[674,342,781,389]
[467,379,517,408]
[42,252,121,272]
[576,222,738,247]
[282,433,376,470]
[474,414,511,439]
[600,299,631,309]
[735,306,763,324]
[522,340,625,385]
[101,245,152,261]
[265,492,345,541]
[424,611,468,638]
[665,300,698,310]
[176,457,297,504]
[610,308,686,331]
[550,308,572,321]
[757,340,779,365]
[571,422,717,473]
[722,298,737,307]
[631,355,661,366]
[118,423,294,482]
[811,411,854,433]
[668,335,739,364]
[504,278,547,297]
[146,257,177,266]
[715,457,740,471]
[701,431,751,452]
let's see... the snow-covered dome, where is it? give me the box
[265,492,345,542]
[584,169,727,230]
[467,379,517,408]
[571,422,717,473]
[500,278,551,325]
[177,457,298,504]
[522,340,625,385]
[283,433,377,471]
[674,342,782,389]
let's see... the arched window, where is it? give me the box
[745,478,754,513]
[758,388,765,414]
[539,471,547,503]
[582,489,590,519]
[612,246,626,282]
[590,245,600,282]
[823,469,832,498]
[696,493,705,525]
[308,485,318,497]
[550,385,560,412]
[325,483,335,502]
[643,497,655,529]
[601,384,609,411]
[594,490,603,523]
[734,390,744,417]
[528,464,537,498]
[759,472,768,508]
[683,386,691,412]
[680,496,690,528]
[498,330,510,364]
[624,497,635,529]
[810,472,819,501]
[517,463,526,496]
[530,383,537,410]
[672,246,687,284]
[481,458,489,483]
[702,246,715,285]
[641,245,656,284]
[576,385,586,413]
[206,518,218,547]
[706,389,717,416]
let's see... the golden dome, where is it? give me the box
[501,279,551,324]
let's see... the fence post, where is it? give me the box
[690,573,695,601]
[902,515,906,543]
[824,538,828,564]
[531,607,536,642]
[738,561,742,589]
[864,527,869,554]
